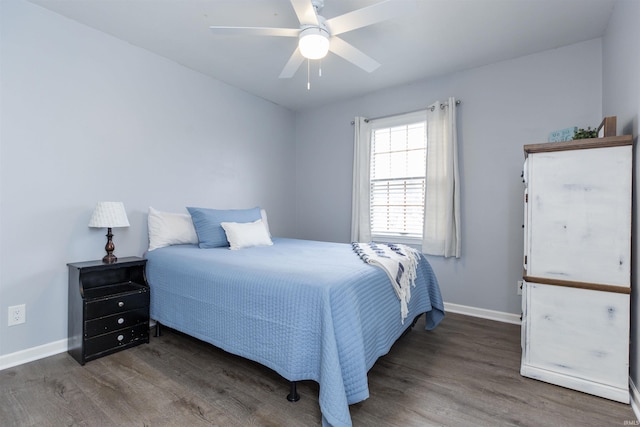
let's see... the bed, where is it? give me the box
[144,208,444,427]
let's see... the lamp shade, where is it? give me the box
[88,202,130,228]
[298,27,330,60]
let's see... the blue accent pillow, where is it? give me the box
[187,206,262,248]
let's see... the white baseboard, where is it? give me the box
[0,338,67,371]
[444,302,521,325]
[0,304,558,371]
[630,378,640,421]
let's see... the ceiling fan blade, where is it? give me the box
[289,0,319,26]
[209,26,299,37]
[329,37,380,73]
[279,48,305,79]
[326,0,416,36]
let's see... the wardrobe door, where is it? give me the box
[521,282,630,403]
[526,145,631,287]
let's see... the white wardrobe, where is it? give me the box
[521,135,633,403]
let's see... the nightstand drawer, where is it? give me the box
[84,323,149,357]
[85,308,148,338]
[85,289,149,319]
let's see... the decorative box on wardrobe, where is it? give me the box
[520,135,633,403]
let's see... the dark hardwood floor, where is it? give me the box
[1,313,636,426]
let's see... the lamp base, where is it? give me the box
[102,227,117,264]
[102,253,117,264]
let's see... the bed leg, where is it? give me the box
[287,381,300,402]
[401,313,424,338]
[411,313,423,328]
[155,322,162,337]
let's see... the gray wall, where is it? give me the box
[294,39,603,315]
[602,0,640,398]
[0,0,296,357]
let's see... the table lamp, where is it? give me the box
[88,201,130,264]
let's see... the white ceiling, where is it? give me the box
[27,0,616,111]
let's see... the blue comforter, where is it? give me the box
[145,238,444,426]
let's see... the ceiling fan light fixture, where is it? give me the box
[299,27,330,60]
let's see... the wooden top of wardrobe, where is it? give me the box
[524,135,633,155]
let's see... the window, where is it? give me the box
[369,117,427,241]
[352,98,460,257]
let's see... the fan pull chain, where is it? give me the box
[319,59,322,77]
[307,59,311,90]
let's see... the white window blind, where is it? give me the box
[370,120,427,239]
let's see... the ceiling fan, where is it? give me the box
[209,0,415,79]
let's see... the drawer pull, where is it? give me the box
[117,334,124,342]
[117,317,124,325]
[118,301,125,308]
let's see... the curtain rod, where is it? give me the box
[350,99,461,125]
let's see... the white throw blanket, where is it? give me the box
[352,242,420,323]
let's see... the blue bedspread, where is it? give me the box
[145,238,444,426]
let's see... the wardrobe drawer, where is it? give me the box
[85,308,148,338]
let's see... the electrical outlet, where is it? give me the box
[8,304,25,326]
[517,280,523,296]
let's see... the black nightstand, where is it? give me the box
[67,257,150,365]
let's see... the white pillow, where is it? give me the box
[147,207,198,251]
[260,208,271,237]
[220,219,273,250]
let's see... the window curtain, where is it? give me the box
[422,97,461,258]
[351,117,372,242]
